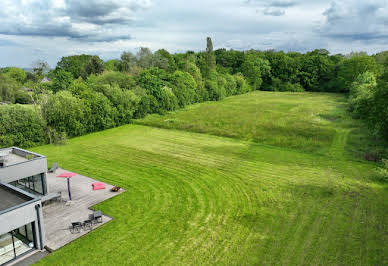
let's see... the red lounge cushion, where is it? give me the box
[92,182,106,190]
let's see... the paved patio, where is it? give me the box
[42,168,124,251]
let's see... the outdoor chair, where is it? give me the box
[91,210,103,223]
[48,162,58,173]
[70,222,82,233]
[83,220,93,230]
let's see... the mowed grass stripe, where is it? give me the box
[31,124,388,265]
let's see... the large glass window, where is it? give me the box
[0,223,36,265]
[10,174,45,195]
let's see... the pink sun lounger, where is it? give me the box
[92,182,106,190]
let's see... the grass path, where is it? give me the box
[329,129,351,158]
[32,125,388,265]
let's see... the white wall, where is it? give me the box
[0,201,45,249]
[0,158,47,184]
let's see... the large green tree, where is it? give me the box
[84,56,105,78]
[240,52,271,90]
[215,49,245,74]
[168,70,197,107]
[51,70,74,93]
[0,74,19,103]
[55,55,93,79]
[204,37,216,78]
[42,91,87,137]
[120,51,138,73]
[2,67,26,84]
[337,54,381,92]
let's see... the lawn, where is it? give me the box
[136,91,385,159]
[32,124,388,265]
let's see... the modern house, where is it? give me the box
[0,147,47,265]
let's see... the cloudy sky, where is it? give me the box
[0,0,387,67]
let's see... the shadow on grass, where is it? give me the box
[234,212,276,233]
[291,183,336,199]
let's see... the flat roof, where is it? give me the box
[0,147,44,167]
[0,185,32,212]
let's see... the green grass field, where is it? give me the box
[137,91,385,159]
[32,92,388,265]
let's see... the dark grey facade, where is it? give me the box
[0,148,47,265]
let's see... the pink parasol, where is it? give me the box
[57,172,77,178]
[57,172,77,200]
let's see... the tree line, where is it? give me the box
[0,38,387,154]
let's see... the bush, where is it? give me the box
[159,86,179,112]
[240,53,270,90]
[42,91,87,137]
[279,82,305,92]
[183,62,208,102]
[92,84,139,125]
[87,72,136,91]
[348,72,376,118]
[3,67,26,83]
[15,90,33,104]
[47,127,67,145]
[51,70,73,93]
[205,79,226,101]
[234,74,251,95]
[134,94,159,118]
[267,77,304,92]
[376,159,388,182]
[224,74,237,96]
[365,79,388,139]
[337,54,381,92]
[0,104,46,148]
[81,91,117,132]
[168,71,197,107]
[0,74,18,103]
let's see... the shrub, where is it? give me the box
[376,159,388,182]
[337,54,381,92]
[47,127,68,145]
[0,74,18,103]
[51,70,73,93]
[81,90,117,132]
[134,94,159,118]
[205,79,226,101]
[87,72,136,91]
[234,74,251,95]
[92,84,140,124]
[240,53,270,90]
[0,104,46,148]
[159,86,179,112]
[168,71,197,107]
[2,67,26,83]
[279,82,305,92]
[267,77,304,92]
[183,62,208,102]
[15,90,33,104]
[42,91,87,137]
[348,71,376,118]
[224,73,237,96]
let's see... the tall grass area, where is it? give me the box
[32,125,387,265]
[136,91,386,159]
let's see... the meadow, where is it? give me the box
[137,91,385,159]
[32,92,388,265]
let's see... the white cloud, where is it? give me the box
[320,0,388,42]
[0,0,387,67]
[0,0,151,41]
